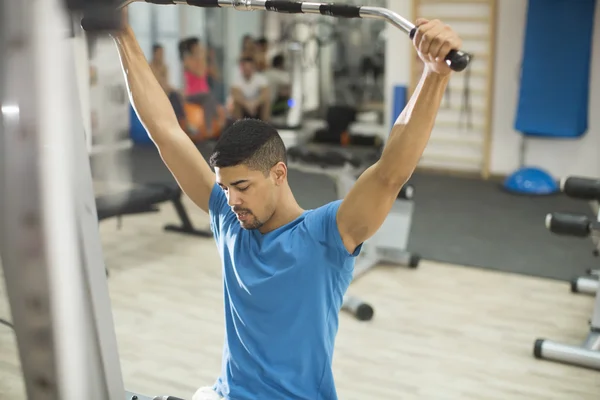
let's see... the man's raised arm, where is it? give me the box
[337,19,461,253]
[112,10,215,213]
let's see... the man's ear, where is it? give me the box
[271,162,287,185]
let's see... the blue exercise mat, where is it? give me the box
[515,0,596,138]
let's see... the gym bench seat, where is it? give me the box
[95,182,211,238]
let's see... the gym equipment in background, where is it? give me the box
[503,166,558,196]
[504,0,596,196]
[287,144,420,321]
[270,41,305,130]
[118,0,472,73]
[92,146,213,238]
[559,177,600,296]
[572,269,600,296]
[534,176,600,370]
[0,1,470,399]
[391,85,407,129]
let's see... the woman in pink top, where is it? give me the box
[184,66,210,95]
[179,37,221,133]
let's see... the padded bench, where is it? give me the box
[95,181,211,237]
[91,142,215,237]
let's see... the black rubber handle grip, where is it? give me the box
[546,212,591,237]
[186,0,219,6]
[409,28,471,72]
[144,0,175,4]
[80,6,123,32]
[320,4,362,18]
[143,0,220,5]
[265,0,303,13]
[561,177,600,201]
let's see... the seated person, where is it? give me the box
[230,56,271,121]
[263,54,291,117]
[179,37,221,134]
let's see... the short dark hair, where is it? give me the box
[256,37,268,46]
[152,44,162,54]
[209,119,287,173]
[178,37,199,60]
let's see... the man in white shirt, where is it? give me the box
[230,56,271,121]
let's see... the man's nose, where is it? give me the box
[227,191,242,207]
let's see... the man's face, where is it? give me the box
[215,163,285,230]
[240,60,255,79]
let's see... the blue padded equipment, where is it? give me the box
[514,0,596,138]
[129,105,152,144]
[391,85,407,128]
[503,167,559,195]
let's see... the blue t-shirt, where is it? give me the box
[208,183,361,399]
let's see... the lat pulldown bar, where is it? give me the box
[116,0,472,72]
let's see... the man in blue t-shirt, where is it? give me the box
[114,8,463,399]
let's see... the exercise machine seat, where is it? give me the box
[91,144,212,237]
[287,146,361,168]
[96,183,177,221]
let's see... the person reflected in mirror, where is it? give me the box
[230,56,271,122]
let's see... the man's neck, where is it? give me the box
[259,189,304,234]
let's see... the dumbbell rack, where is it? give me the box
[534,177,600,370]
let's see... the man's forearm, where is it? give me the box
[113,27,179,142]
[377,68,450,185]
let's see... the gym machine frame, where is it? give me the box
[0,1,471,400]
[534,177,600,370]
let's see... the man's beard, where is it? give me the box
[234,208,263,230]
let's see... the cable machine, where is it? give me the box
[0,1,470,399]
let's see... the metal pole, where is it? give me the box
[1,0,127,398]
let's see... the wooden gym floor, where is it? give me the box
[0,196,599,399]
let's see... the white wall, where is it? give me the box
[384,0,600,179]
